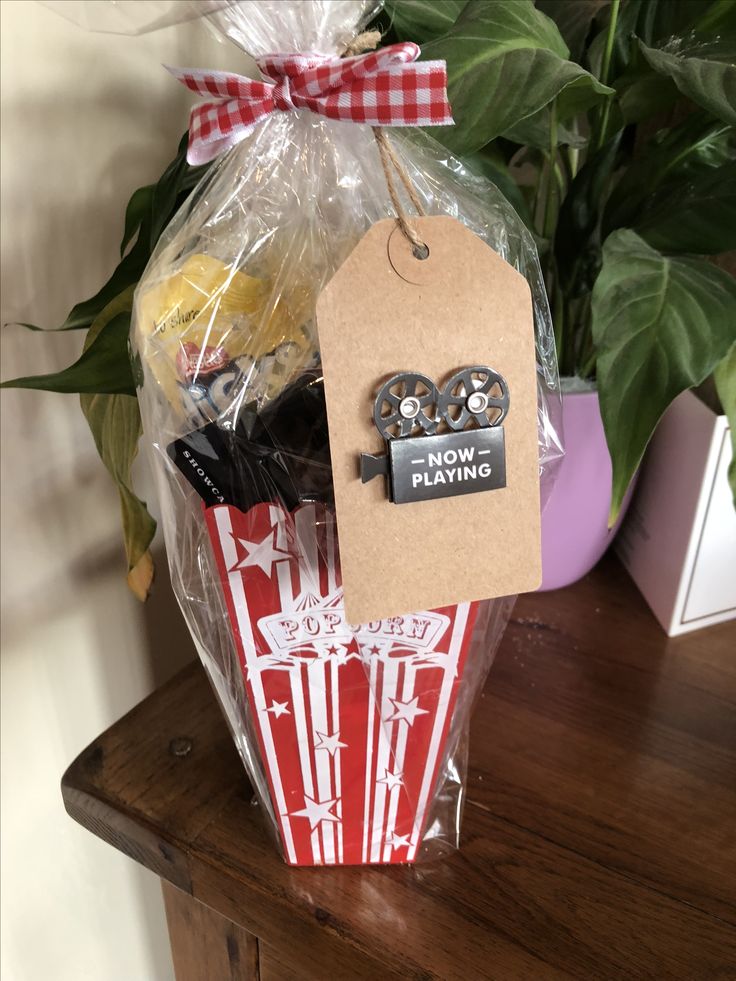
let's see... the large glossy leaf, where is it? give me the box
[605,117,733,220]
[605,3,736,127]
[614,64,679,127]
[640,41,736,126]
[586,2,674,132]
[422,0,613,155]
[603,116,736,252]
[384,0,467,41]
[536,0,609,62]
[1,310,135,395]
[120,183,154,257]
[80,290,156,599]
[635,162,736,254]
[714,343,736,510]
[592,230,736,523]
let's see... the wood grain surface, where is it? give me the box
[162,881,259,981]
[62,556,736,980]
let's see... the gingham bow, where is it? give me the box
[166,43,453,165]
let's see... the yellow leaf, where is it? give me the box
[127,549,154,602]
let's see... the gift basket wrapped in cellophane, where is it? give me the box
[120,0,563,866]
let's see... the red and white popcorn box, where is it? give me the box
[204,501,480,866]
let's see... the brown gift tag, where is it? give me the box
[316,216,541,624]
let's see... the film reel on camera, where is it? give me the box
[373,372,440,439]
[438,366,509,432]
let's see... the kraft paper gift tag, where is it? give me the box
[317,216,541,624]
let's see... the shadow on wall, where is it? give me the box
[68,537,197,690]
[141,546,198,689]
[0,5,252,979]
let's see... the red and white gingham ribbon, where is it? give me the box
[166,43,453,165]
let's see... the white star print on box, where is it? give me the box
[231,525,290,576]
[314,731,348,756]
[290,795,340,830]
[266,700,290,718]
[377,769,403,791]
[206,501,481,866]
[385,695,429,726]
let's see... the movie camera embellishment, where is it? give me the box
[360,366,509,505]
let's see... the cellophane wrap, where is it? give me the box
[132,0,562,866]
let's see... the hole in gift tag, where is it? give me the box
[388,226,438,285]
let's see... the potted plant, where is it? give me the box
[385,0,736,588]
[3,0,735,598]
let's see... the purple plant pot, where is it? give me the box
[540,387,634,591]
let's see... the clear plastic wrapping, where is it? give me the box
[131,0,562,866]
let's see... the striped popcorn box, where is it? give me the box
[204,501,479,866]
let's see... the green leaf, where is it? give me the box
[646,0,723,43]
[79,291,156,595]
[80,285,135,350]
[585,1,678,130]
[636,162,736,254]
[464,149,535,228]
[121,183,154,257]
[640,40,736,126]
[605,3,736,127]
[147,132,210,247]
[3,321,54,332]
[607,0,718,52]
[605,116,733,221]
[503,106,586,148]
[592,229,736,523]
[1,310,135,395]
[535,0,609,62]
[385,0,468,42]
[555,133,622,295]
[614,65,680,126]
[691,0,736,38]
[80,393,155,587]
[585,0,648,78]
[149,132,190,246]
[421,0,613,155]
[603,115,736,252]
[714,342,736,510]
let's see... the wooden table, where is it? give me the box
[62,556,736,980]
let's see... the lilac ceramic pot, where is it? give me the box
[540,386,634,591]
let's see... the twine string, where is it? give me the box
[343,31,429,254]
[342,29,382,56]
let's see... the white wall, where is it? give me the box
[0,4,246,978]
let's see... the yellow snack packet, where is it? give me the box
[135,254,317,425]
